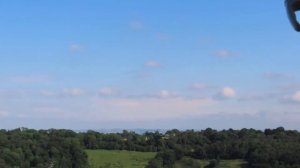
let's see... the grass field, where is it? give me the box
[86,150,156,168]
[86,150,248,168]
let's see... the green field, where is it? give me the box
[86,150,248,168]
[175,157,248,168]
[86,150,156,168]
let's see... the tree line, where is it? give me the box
[144,127,300,168]
[0,128,87,168]
[0,127,300,167]
[79,127,300,168]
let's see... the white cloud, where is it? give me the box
[40,88,85,98]
[62,88,85,96]
[222,87,236,98]
[129,20,144,30]
[70,43,83,52]
[292,91,300,102]
[214,87,236,100]
[281,90,300,103]
[191,83,208,90]
[0,111,9,118]
[91,97,215,121]
[158,90,176,98]
[135,61,162,79]
[145,61,161,68]
[99,87,119,96]
[214,49,239,58]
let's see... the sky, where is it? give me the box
[0,1,300,130]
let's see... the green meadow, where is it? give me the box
[86,150,156,168]
[86,150,248,168]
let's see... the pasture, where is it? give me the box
[86,149,156,168]
[86,150,248,168]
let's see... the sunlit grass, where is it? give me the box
[86,149,156,168]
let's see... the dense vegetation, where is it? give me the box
[79,127,300,168]
[0,127,300,168]
[0,128,87,168]
[174,158,247,168]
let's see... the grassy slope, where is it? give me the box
[86,150,156,168]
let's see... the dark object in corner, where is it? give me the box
[285,0,300,31]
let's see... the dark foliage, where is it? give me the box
[1,127,300,168]
[0,128,88,168]
[78,127,300,168]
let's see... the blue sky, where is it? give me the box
[1,1,300,130]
